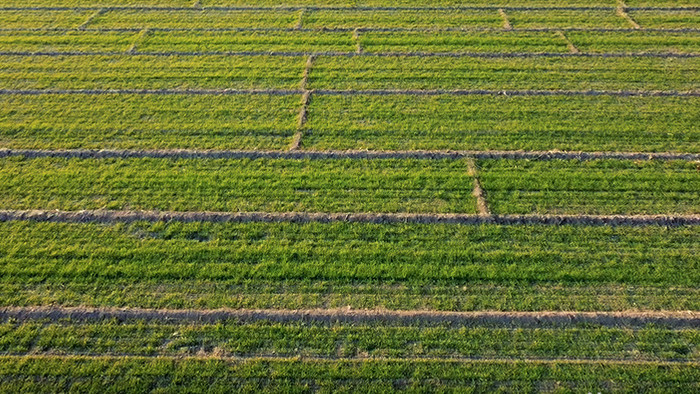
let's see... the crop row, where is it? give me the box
[0,221,697,311]
[1,30,699,54]
[0,319,697,361]
[1,95,698,152]
[2,55,698,91]
[1,157,697,214]
[1,9,698,29]
[0,356,697,392]
[0,1,696,9]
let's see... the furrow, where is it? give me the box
[2,6,698,11]
[0,89,697,97]
[1,148,698,161]
[1,306,698,328]
[1,27,699,33]
[0,210,697,227]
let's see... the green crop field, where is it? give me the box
[0,0,698,392]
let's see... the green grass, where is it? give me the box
[0,55,306,89]
[567,31,700,53]
[629,10,700,29]
[0,356,697,392]
[0,320,697,361]
[0,157,477,213]
[478,159,700,215]
[0,31,138,53]
[0,94,298,150]
[361,31,569,53]
[303,9,502,29]
[0,10,94,29]
[309,56,700,91]
[506,10,628,28]
[90,9,300,29]
[304,95,700,152]
[139,31,355,53]
[0,221,697,310]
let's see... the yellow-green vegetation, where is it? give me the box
[0,1,698,391]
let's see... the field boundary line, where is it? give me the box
[1,306,698,328]
[76,8,104,30]
[556,30,580,54]
[126,28,149,54]
[0,89,698,97]
[0,210,698,227]
[617,1,642,29]
[2,6,699,12]
[1,149,698,161]
[498,9,513,31]
[2,27,699,33]
[466,159,491,217]
[290,55,315,151]
[1,51,698,58]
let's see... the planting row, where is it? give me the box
[2,55,698,91]
[0,319,697,361]
[0,356,697,392]
[1,30,698,54]
[1,9,698,29]
[0,221,697,311]
[1,94,697,153]
[0,157,697,214]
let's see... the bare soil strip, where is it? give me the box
[290,56,315,151]
[2,6,698,11]
[0,210,698,227]
[1,89,697,97]
[353,28,363,54]
[2,51,698,58]
[556,30,580,54]
[294,8,305,30]
[2,148,698,161]
[1,306,698,328]
[498,9,513,31]
[466,159,491,217]
[617,1,643,29]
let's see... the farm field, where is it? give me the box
[0,0,698,392]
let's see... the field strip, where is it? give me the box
[2,149,698,161]
[0,210,698,227]
[2,27,699,33]
[466,159,491,217]
[0,89,697,97]
[1,6,698,11]
[1,306,698,328]
[2,51,698,58]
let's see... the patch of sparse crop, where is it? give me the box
[0,55,306,90]
[479,159,700,215]
[304,95,700,152]
[0,31,138,53]
[0,10,94,29]
[0,221,697,310]
[506,9,628,28]
[360,31,569,53]
[309,56,700,91]
[0,157,477,213]
[90,10,299,29]
[0,94,298,150]
[629,11,700,29]
[138,30,355,53]
[567,31,700,53]
[0,319,697,361]
[0,356,697,392]
[303,9,502,29]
